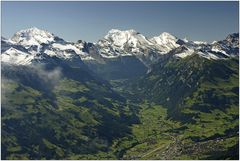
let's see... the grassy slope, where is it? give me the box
[1,64,138,159]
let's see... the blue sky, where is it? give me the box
[2,1,239,43]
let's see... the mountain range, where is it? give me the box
[1,27,239,159]
[2,27,238,63]
[2,27,238,79]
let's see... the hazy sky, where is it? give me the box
[2,1,239,43]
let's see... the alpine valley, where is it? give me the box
[1,27,239,159]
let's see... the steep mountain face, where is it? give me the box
[211,33,239,57]
[86,55,148,80]
[132,55,239,112]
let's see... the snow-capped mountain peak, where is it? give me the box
[11,27,55,46]
[159,32,177,40]
[103,29,144,47]
[150,32,180,53]
[97,29,154,58]
[106,29,138,36]
[151,32,178,44]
